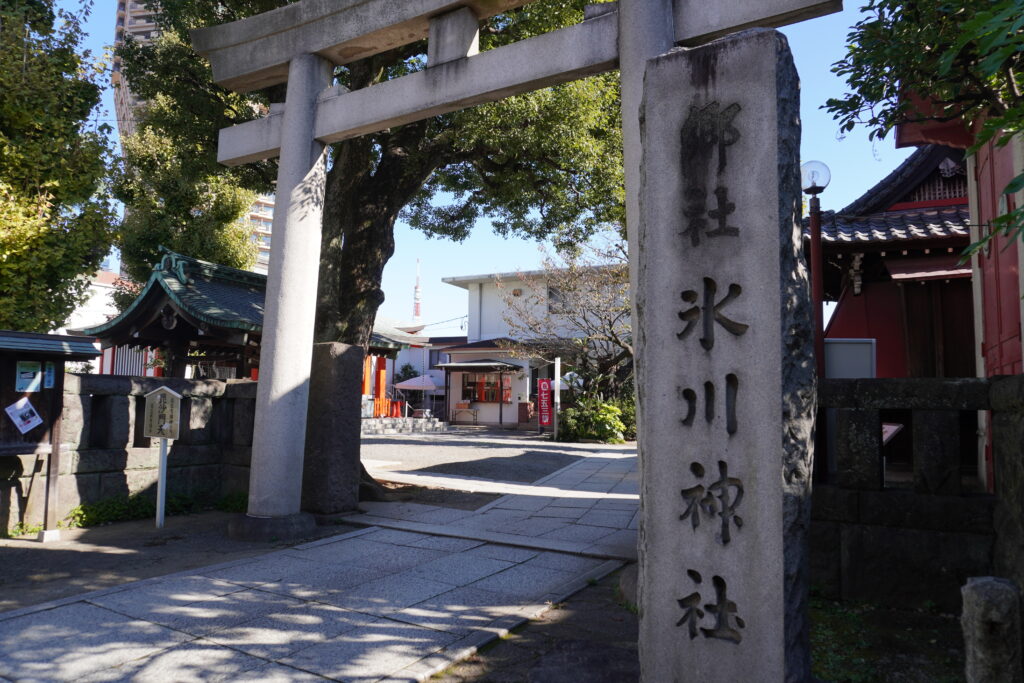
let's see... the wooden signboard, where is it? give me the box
[143,386,182,440]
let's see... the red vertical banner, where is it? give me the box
[538,379,552,426]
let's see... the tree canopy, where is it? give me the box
[0,0,115,331]
[111,91,258,286]
[827,0,1024,242]
[117,0,623,348]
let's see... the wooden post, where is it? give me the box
[40,363,65,541]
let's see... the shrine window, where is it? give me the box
[461,372,512,403]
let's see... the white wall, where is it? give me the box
[54,275,118,373]
[461,277,551,342]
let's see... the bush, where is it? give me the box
[558,397,625,444]
[612,397,636,441]
[64,493,200,528]
[216,491,248,513]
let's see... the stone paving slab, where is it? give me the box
[0,449,637,682]
[0,602,193,681]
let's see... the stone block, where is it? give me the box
[427,6,479,67]
[840,524,992,611]
[104,395,132,449]
[98,471,131,500]
[961,577,1023,683]
[72,448,129,474]
[62,372,83,395]
[808,520,841,598]
[0,453,42,480]
[61,393,88,448]
[232,398,255,447]
[78,373,134,396]
[221,445,252,468]
[219,464,250,497]
[183,464,221,500]
[125,447,160,471]
[223,380,257,399]
[0,480,26,531]
[990,375,1024,412]
[301,342,363,515]
[834,409,882,490]
[59,472,100,511]
[811,485,859,523]
[635,30,812,681]
[166,443,219,467]
[992,406,1024,591]
[820,378,992,411]
[178,397,215,445]
[125,468,159,497]
[913,409,962,495]
[858,490,994,535]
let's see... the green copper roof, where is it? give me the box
[81,248,413,351]
[82,248,265,337]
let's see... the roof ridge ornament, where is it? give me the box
[157,248,195,286]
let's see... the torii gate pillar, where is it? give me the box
[229,53,332,540]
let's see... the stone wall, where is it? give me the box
[1,374,256,530]
[810,485,994,612]
[812,376,1024,612]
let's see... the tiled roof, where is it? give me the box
[0,330,100,359]
[81,249,411,351]
[820,205,970,244]
[83,249,265,337]
[840,144,962,216]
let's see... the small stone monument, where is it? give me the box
[635,29,815,681]
[961,577,1023,682]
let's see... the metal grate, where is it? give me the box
[901,168,967,204]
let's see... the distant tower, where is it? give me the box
[413,259,423,323]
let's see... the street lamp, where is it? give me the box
[801,161,830,378]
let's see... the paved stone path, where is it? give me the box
[0,451,637,682]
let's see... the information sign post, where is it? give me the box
[143,386,183,528]
[538,378,552,435]
[553,358,561,441]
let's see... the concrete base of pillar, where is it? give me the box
[37,529,61,543]
[227,512,317,542]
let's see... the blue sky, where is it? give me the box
[70,1,907,336]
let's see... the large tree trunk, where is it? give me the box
[314,122,443,501]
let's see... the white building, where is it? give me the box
[439,270,560,428]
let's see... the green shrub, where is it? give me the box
[2,522,43,538]
[558,397,626,444]
[65,494,155,528]
[64,493,201,528]
[612,397,636,441]
[216,491,248,513]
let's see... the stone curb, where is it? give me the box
[341,514,638,561]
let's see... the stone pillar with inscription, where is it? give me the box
[635,29,814,681]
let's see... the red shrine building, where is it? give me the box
[819,144,975,379]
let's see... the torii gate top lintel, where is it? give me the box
[194,0,841,93]
[192,0,537,92]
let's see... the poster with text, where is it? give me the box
[5,397,43,434]
[15,361,42,392]
[44,362,55,389]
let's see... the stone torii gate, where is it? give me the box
[192,1,839,679]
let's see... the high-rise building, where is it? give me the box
[112,1,274,274]
[112,2,157,139]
